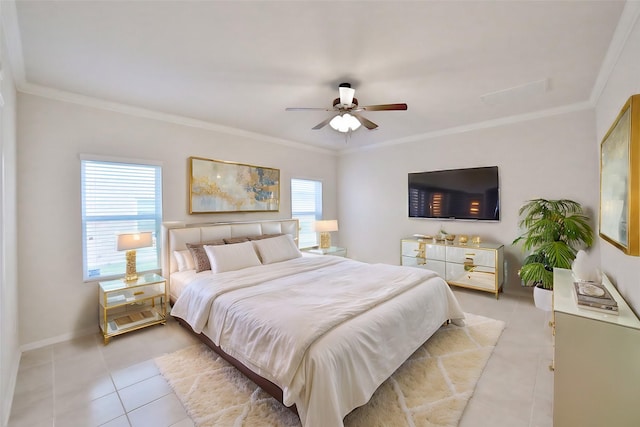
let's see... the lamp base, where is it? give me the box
[124,249,138,282]
[320,232,331,249]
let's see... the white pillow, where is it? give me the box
[252,234,302,265]
[204,241,262,273]
[174,250,195,272]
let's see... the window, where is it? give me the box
[291,178,322,248]
[81,157,162,281]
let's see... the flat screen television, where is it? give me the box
[408,166,500,221]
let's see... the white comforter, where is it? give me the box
[171,256,465,427]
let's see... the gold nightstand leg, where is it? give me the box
[103,336,110,345]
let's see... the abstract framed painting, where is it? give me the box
[189,156,280,214]
[599,95,640,256]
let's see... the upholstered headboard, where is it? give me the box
[162,219,299,277]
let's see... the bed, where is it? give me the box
[162,219,465,427]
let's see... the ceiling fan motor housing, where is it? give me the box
[333,97,358,109]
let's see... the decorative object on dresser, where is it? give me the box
[189,156,280,214]
[572,280,618,314]
[401,237,504,298]
[512,198,594,310]
[570,249,614,313]
[117,231,153,282]
[551,268,640,427]
[599,94,640,256]
[99,273,167,344]
[313,219,338,249]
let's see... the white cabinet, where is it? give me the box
[552,268,640,427]
[401,238,504,298]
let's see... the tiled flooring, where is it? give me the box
[8,285,553,427]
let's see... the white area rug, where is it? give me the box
[155,313,504,427]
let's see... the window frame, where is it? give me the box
[80,155,163,282]
[291,178,323,249]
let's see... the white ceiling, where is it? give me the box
[5,0,628,151]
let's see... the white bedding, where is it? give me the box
[171,255,464,427]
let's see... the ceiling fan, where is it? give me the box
[285,83,408,133]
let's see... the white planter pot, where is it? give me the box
[533,285,553,311]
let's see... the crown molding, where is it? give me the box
[18,82,336,156]
[1,0,335,156]
[340,101,593,155]
[1,0,26,88]
[590,0,640,105]
[343,2,640,156]
[3,0,636,157]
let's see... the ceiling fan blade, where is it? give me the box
[360,103,408,111]
[312,115,336,130]
[353,113,378,130]
[285,107,333,111]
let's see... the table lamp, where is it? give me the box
[117,232,152,282]
[313,220,338,249]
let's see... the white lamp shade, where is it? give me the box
[313,220,338,233]
[338,86,355,106]
[117,232,153,251]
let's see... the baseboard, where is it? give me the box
[20,326,97,352]
[2,348,21,427]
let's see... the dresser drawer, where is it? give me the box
[446,263,497,291]
[401,240,446,261]
[100,282,165,308]
[446,246,496,268]
[402,256,446,278]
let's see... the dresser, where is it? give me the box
[552,268,640,427]
[401,238,504,298]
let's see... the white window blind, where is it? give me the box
[81,159,162,281]
[291,178,322,248]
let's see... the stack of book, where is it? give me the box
[573,280,618,314]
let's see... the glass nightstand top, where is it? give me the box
[306,246,346,255]
[99,273,165,292]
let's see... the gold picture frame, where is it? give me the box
[599,94,640,256]
[189,156,280,214]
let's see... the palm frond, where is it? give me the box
[513,198,594,289]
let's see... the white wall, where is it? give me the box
[595,10,640,316]
[16,93,338,347]
[338,108,600,295]
[0,12,20,427]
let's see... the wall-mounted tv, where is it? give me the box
[408,166,500,221]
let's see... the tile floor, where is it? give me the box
[8,285,553,427]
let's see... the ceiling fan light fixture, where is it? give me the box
[330,113,361,133]
[338,86,355,107]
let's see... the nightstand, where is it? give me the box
[305,246,347,257]
[99,273,167,344]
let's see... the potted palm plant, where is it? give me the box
[512,198,594,310]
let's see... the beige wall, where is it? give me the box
[337,108,601,297]
[595,10,640,316]
[16,93,338,347]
